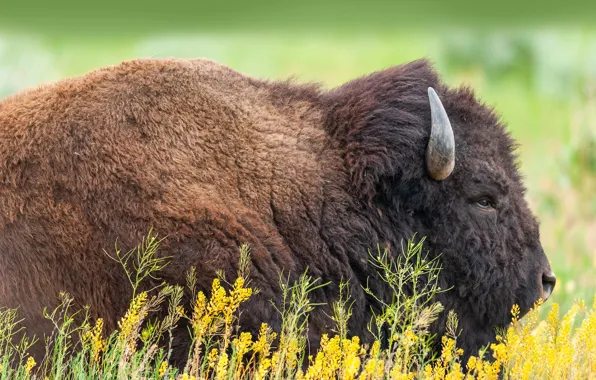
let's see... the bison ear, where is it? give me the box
[426,87,455,181]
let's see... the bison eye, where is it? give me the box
[476,198,495,209]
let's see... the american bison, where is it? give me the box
[0,58,555,364]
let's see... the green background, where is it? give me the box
[1,4,595,317]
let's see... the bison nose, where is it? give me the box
[542,272,557,301]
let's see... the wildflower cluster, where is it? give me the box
[117,291,149,353]
[81,318,107,365]
[184,276,253,378]
[302,334,362,379]
[2,233,596,379]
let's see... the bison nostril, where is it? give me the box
[542,272,557,300]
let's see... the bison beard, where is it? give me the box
[0,58,554,366]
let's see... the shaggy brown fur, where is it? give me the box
[0,58,553,365]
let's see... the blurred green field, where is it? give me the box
[1,28,595,317]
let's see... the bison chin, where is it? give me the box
[424,248,555,365]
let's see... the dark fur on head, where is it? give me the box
[0,57,553,366]
[324,59,552,359]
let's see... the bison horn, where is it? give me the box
[426,87,455,181]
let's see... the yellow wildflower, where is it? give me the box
[191,291,212,340]
[215,352,229,380]
[466,355,477,372]
[253,323,277,358]
[254,357,271,380]
[511,304,521,323]
[232,331,253,376]
[370,340,381,357]
[208,278,228,316]
[404,327,418,346]
[207,347,219,368]
[82,318,107,365]
[423,364,434,378]
[270,352,281,373]
[158,361,168,377]
[25,356,36,375]
[303,334,356,379]
[285,336,300,370]
[491,342,508,363]
[360,340,384,379]
[118,292,148,346]
[175,305,186,317]
[223,277,253,326]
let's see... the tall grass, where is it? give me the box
[2,231,596,379]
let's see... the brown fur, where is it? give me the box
[0,58,553,365]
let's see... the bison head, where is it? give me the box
[326,59,555,358]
